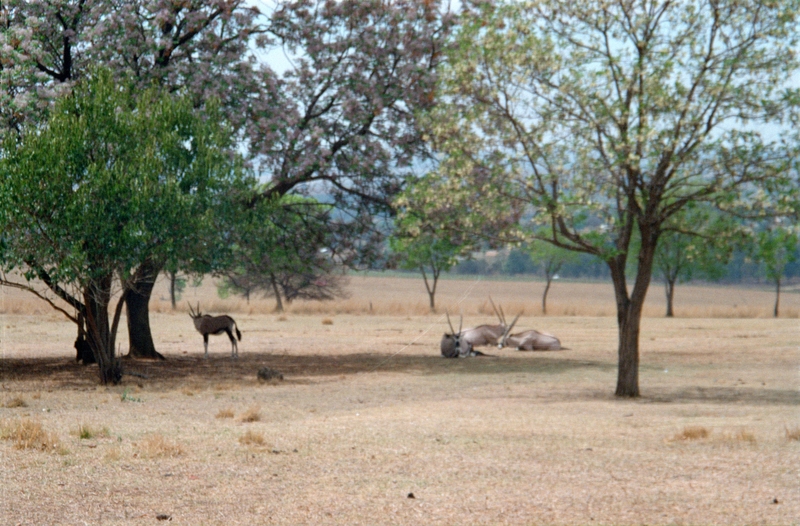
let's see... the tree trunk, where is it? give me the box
[169,271,177,310]
[609,230,658,398]
[542,277,552,315]
[270,273,284,312]
[83,275,122,385]
[665,278,676,318]
[774,276,781,318]
[420,265,438,313]
[125,259,165,360]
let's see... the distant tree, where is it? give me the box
[651,207,735,317]
[752,221,799,317]
[503,249,535,275]
[0,70,244,383]
[528,242,581,315]
[166,271,187,310]
[219,196,347,312]
[390,222,464,312]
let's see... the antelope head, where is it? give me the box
[441,310,468,358]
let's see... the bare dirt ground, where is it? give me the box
[1,275,798,525]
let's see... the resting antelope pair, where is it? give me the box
[440,299,565,357]
[188,303,241,358]
[440,298,518,358]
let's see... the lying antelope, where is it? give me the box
[460,298,519,349]
[440,311,490,358]
[188,303,242,358]
[500,328,564,351]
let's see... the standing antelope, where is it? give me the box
[188,303,242,358]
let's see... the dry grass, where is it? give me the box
[1,418,63,452]
[1,277,799,525]
[321,317,333,325]
[731,429,758,444]
[215,407,235,419]
[74,423,110,440]
[671,426,710,441]
[136,434,184,458]
[2,273,798,318]
[239,404,262,423]
[239,429,266,446]
[3,395,27,408]
[785,427,800,441]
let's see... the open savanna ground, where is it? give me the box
[1,275,799,525]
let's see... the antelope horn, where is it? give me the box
[489,296,504,324]
[504,313,521,338]
[446,310,456,335]
[187,302,195,317]
[197,302,201,316]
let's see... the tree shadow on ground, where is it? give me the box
[1,353,796,407]
[0,352,609,389]
[640,386,800,407]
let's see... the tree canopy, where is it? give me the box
[405,0,800,396]
[0,69,246,382]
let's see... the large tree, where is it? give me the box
[408,0,799,396]
[1,0,265,358]
[0,70,244,383]
[247,1,453,237]
[2,1,453,358]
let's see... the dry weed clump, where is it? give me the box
[3,396,28,408]
[1,418,63,452]
[321,317,334,325]
[784,427,800,441]
[670,426,710,442]
[239,430,266,446]
[74,423,110,440]
[239,405,262,423]
[719,429,757,445]
[216,407,235,419]
[136,434,184,458]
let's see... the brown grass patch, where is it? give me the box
[3,396,28,408]
[671,426,710,441]
[215,407,235,419]
[785,427,800,441]
[321,317,333,325]
[1,418,63,452]
[719,428,757,445]
[1,279,799,525]
[239,430,266,446]
[103,446,123,462]
[74,423,110,440]
[239,405,262,423]
[136,434,184,458]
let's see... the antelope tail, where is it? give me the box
[235,325,242,341]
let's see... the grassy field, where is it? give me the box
[1,275,798,525]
